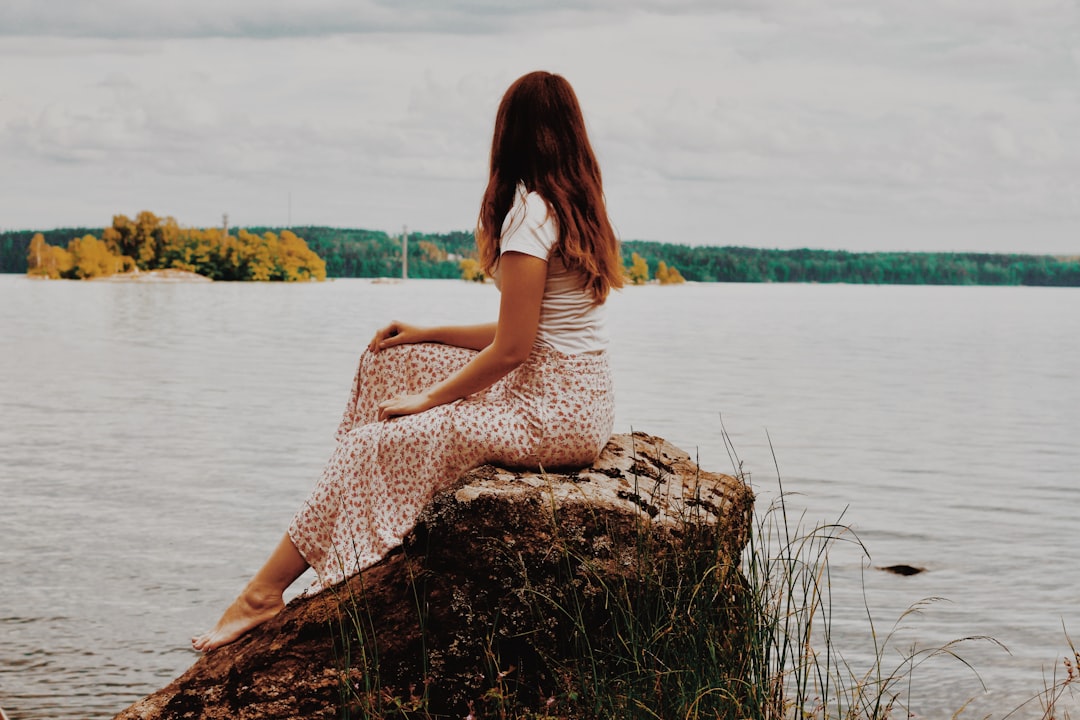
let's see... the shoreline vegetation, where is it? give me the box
[2,213,1079,286]
[12,212,327,282]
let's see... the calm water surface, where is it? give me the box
[1,276,1077,718]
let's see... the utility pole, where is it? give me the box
[222,213,229,239]
[402,225,408,280]
[288,191,292,228]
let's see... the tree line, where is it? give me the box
[245,226,476,280]
[4,222,1078,286]
[620,241,1080,286]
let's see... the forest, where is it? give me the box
[619,240,1080,286]
[3,220,1078,286]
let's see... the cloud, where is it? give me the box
[0,0,737,39]
[1,1,1078,251]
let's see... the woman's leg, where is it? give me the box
[191,533,309,652]
[192,344,478,651]
[290,344,485,594]
[336,344,478,440]
[291,400,482,594]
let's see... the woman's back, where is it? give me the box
[496,188,609,355]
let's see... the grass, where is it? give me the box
[734,429,1004,720]
[327,427,1079,719]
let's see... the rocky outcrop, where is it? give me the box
[115,432,752,720]
[92,269,212,282]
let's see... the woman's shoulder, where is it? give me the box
[501,186,558,256]
[508,186,552,228]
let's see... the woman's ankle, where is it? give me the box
[240,582,285,610]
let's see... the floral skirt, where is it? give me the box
[288,342,615,594]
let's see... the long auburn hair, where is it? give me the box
[477,71,623,303]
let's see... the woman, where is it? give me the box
[192,70,623,652]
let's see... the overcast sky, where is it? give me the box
[1,1,1078,252]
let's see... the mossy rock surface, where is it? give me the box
[114,432,752,720]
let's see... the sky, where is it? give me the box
[1,0,1078,253]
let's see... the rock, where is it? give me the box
[92,269,212,282]
[878,564,926,576]
[114,432,752,720]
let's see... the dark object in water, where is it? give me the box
[880,564,925,576]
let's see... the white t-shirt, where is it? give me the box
[495,188,609,355]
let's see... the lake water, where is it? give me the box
[0,275,1078,718]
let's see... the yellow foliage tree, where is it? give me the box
[277,229,327,281]
[230,229,326,282]
[235,229,274,281]
[26,233,75,279]
[656,260,686,285]
[626,252,650,285]
[161,227,217,275]
[101,211,177,270]
[68,234,131,279]
[31,211,326,282]
[459,257,486,282]
[26,233,47,275]
[418,241,447,263]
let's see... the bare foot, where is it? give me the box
[191,584,285,652]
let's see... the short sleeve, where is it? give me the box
[500,190,557,261]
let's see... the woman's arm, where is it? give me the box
[427,323,497,351]
[376,252,547,420]
[370,322,496,353]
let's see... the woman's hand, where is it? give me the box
[372,251,546,419]
[377,392,435,421]
[369,321,426,353]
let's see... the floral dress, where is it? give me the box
[287,341,614,594]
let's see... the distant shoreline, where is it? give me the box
[25,268,212,283]
[4,225,1079,286]
[91,269,213,283]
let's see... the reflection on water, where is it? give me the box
[1,276,1078,718]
